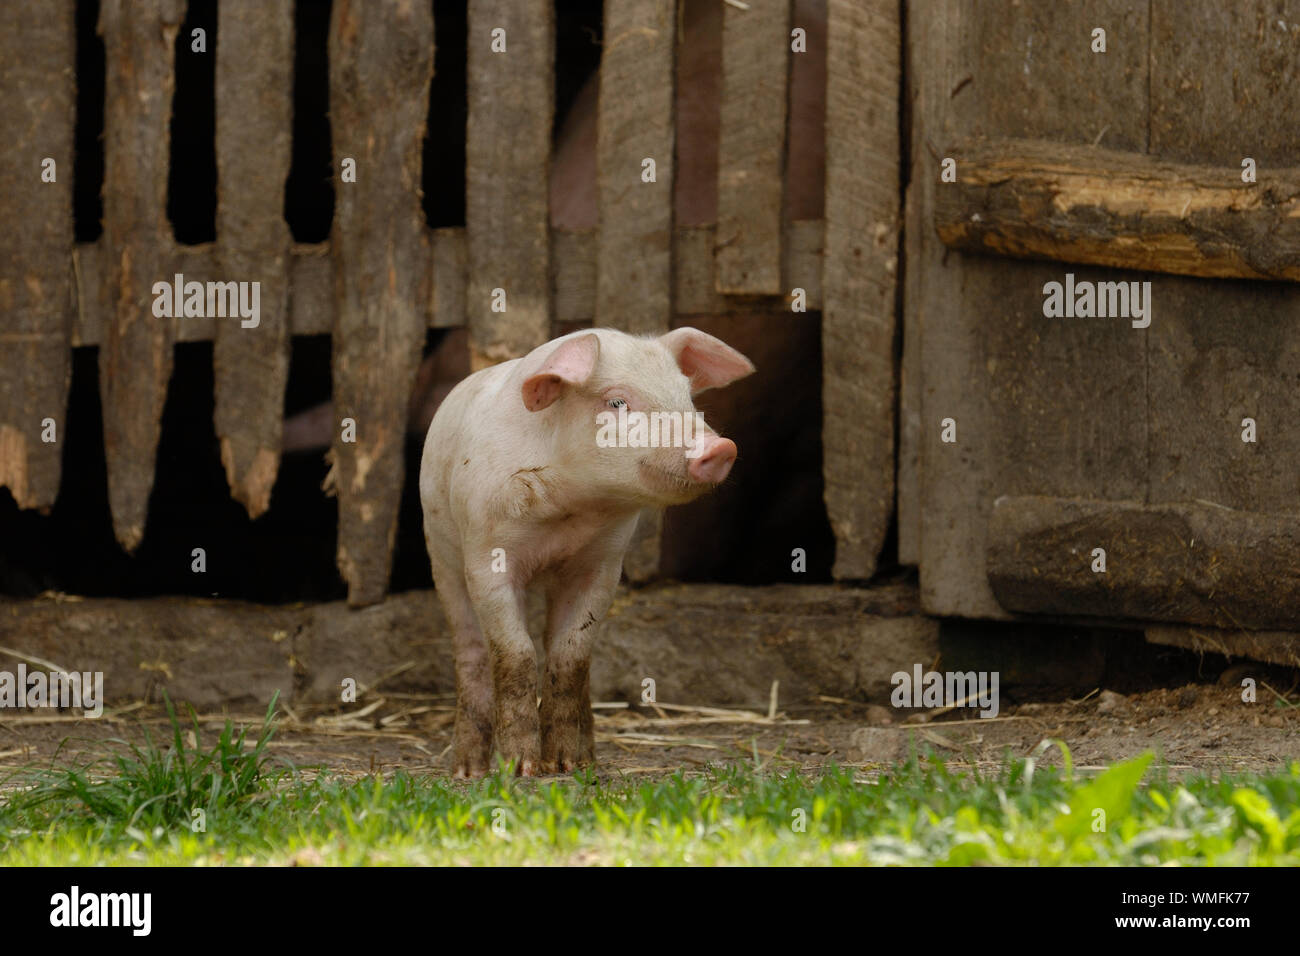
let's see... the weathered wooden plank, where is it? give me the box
[288,244,333,336]
[557,223,825,323]
[595,0,677,582]
[936,139,1300,281]
[98,0,181,552]
[71,222,826,347]
[465,0,552,368]
[552,229,594,324]
[897,0,945,566]
[918,0,1150,617]
[674,221,823,316]
[1146,625,1300,669]
[715,0,790,294]
[1147,0,1300,521]
[328,0,433,607]
[0,4,76,511]
[1149,2,1300,166]
[431,227,466,329]
[987,495,1300,631]
[822,0,898,581]
[214,0,293,519]
[596,0,675,337]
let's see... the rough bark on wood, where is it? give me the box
[328,0,433,607]
[465,0,552,369]
[595,0,677,582]
[0,4,76,511]
[98,0,181,552]
[715,0,789,295]
[214,0,293,519]
[988,495,1300,631]
[822,0,898,580]
[936,138,1300,281]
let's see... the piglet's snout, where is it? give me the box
[688,434,737,485]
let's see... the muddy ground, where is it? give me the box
[2,676,1297,781]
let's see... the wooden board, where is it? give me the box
[936,139,1300,281]
[715,0,789,295]
[0,4,76,511]
[213,0,293,519]
[987,495,1300,631]
[1147,625,1300,669]
[97,0,181,552]
[596,0,675,337]
[328,0,433,607]
[918,0,1150,617]
[595,0,677,582]
[465,0,552,368]
[897,0,949,567]
[822,0,899,580]
[71,222,827,346]
[1146,0,1300,519]
[431,227,467,329]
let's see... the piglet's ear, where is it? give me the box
[659,327,756,395]
[521,333,600,412]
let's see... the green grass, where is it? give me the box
[2,702,1299,865]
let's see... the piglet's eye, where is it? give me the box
[606,398,627,409]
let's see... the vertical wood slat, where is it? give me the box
[466,0,553,369]
[0,4,76,511]
[431,227,467,329]
[715,0,791,295]
[822,0,899,580]
[214,1,293,519]
[595,0,677,581]
[328,0,433,607]
[897,0,938,567]
[98,0,181,552]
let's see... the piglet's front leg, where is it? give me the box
[466,569,541,776]
[540,559,622,773]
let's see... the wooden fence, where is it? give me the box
[0,0,900,607]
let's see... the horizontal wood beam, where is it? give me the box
[935,138,1300,281]
[69,221,824,347]
[987,495,1300,631]
[1146,624,1300,670]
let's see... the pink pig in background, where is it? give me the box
[420,327,754,776]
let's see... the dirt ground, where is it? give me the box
[2,676,1297,781]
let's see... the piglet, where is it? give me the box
[420,327,755,776]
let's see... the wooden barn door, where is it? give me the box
[904,0,1300,639]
